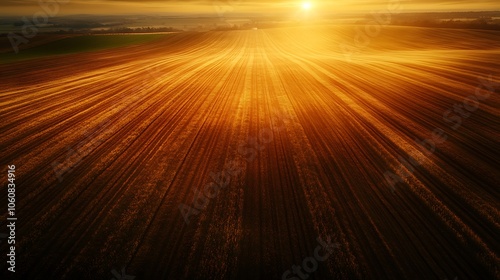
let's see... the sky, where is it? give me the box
[1,0,499,16]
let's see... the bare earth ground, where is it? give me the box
[0,26,499,279]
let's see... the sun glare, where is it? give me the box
[302,2,312,10]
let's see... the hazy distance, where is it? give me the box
[1,0,500,16]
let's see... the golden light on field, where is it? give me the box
[1,12,500,279]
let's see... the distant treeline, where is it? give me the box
[212,22,276,31]
[359,12,500,31]
[53,26,182,34]
[211,22,312,31]
[12,20,105,29]
[391,17,500,31]
[94,27,181,33]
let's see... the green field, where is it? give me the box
[0,34,166,64]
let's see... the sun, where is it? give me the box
[302,2,312,10]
